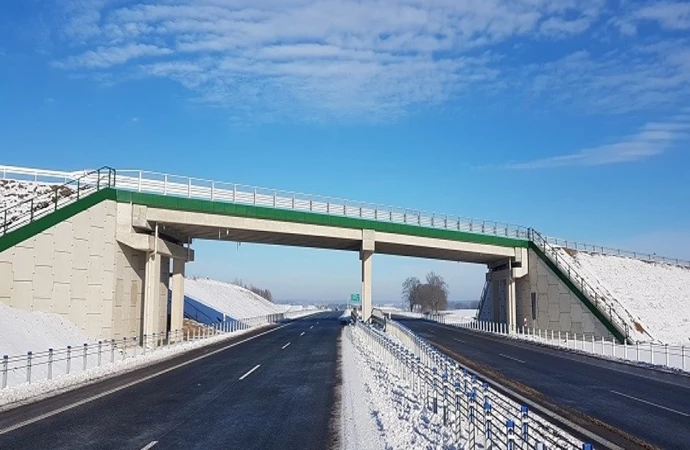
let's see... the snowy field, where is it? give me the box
[556,248,690,345]
[185,277,316,319]
[340,326,460,449]
[0,179,56,224]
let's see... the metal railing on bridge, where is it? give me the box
[0,167,115,238]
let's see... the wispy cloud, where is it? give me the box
[502,114,690,169]
[42,0,690,123]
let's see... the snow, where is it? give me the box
[340,326,462,449]
[184,277,294,319]
[0,179,55,224]
[556,248,690,345]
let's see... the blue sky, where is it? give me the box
[1,0,689,304]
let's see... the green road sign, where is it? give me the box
[350,294,360,303]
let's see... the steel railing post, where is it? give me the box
[111,340,115,363]
[26,351,32,384]
[1,355,7,389]
[67,345,72,374]
[48,348,53,380]
[98,341,102,367]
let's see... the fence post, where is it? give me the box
[111,340,115,363]
[521,405,529,449]
[98,341,102,367]
[468,390,476,449]
[507,419,515,450]
[484,401,492,448]
[83,343,88,371]
[67,345,72,374]
[650,342,654,365]
[26,351,32,384]
[143,335,147,354]
[1,355,7,389]
[48,348,53,380]
[665,344,669,367]
[683,346,686,372]
[122,337,127,360]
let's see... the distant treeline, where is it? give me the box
[232,278,273,302]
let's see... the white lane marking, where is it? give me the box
[0,324,291,435]
[610,390,690,417]
[300,332,305,336]
[499,354,526,364]
[453,338,465,343]
[141,441,158,450]
[281,342,291,350]
[239,364,261,381]
[310,325,314,329]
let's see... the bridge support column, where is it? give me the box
[144,250,161,343]
[360,250,373,323]
[171,258,185,341]
[507,259,517,334]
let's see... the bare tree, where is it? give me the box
[402,276,422,311]
[401,272,449,313]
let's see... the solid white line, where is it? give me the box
[453,338,465,343]
[610,390,690,417]
[499,354,526,364]
[141,441,158,450]
[239,364,261,381]
[300,332,305,336]
[281,342,291,350]
[0,324,290,435]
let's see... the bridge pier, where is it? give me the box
[170,258,185,341]
[144,249,162,341]
[360,250,373,323]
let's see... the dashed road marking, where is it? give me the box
[239,364,261,381]
[300,332,305,336]
[610,390,690,417]
[141,441,158,450]
[310,325,313,329]
[499,354,526,364]
[281,342,291,350]
[453,338,465,343]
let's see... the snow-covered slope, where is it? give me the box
[184,277,289,320]
[0,179,56,223]
[556,248,690,345]
[0,302,89,358]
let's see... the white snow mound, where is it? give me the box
[557,248,690,346]
[184,277,289,319]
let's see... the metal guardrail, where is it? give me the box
[352,320,590,449]
[431,317,689,373]
[0,167,116,238]
[1,313,285,390]
[529,229,632,342]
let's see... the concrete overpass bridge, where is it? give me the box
[0,166,646,345]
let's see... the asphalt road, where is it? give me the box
[0,312,341,450]
[399,318,690,450]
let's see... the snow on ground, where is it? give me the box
[0,302,90,358]
[340,326,461,450]
[0,179,55,223]
[441,309,477,324]
[556,248,690,345]
[185,277,291,319]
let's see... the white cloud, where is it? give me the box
[46,0,690,122]
[635,2,690,31]
[502,114,690,169]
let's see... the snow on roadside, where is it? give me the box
[340,326,462,450]
[185,277,291,319]
[556,248,690,345]
[0,324,272,410]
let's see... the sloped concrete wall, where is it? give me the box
[476,281,494,322]
[0,200,171,342]
[515,249,612,338]
[0,201,118,339]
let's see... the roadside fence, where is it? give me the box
[1,313,287,390]
[432,317,689,374]
[353,320,593,449]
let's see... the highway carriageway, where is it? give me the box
[0,312,340,450]
[398,317,690,450]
